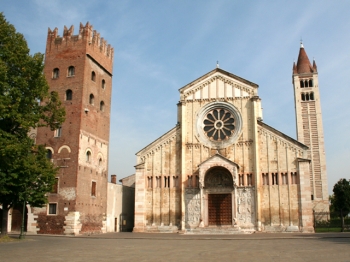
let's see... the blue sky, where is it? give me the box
[2,1,350,194]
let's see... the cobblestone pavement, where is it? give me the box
[1,233,350,261]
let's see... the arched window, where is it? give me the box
[300,80,304,88]
[309,79,313,87]
[98,158,102,166]
[66,89,73,101]
[46,149,53,159]
[306,93,310,101]
[91,71,96,81]
[301,93,305,101]
[100,101,105,111]
[53,68,59,79]
[86,151,91,162]
[101,79,105,89]
[310,92,314,100]
[89,94,94,105]
[305,80,309,88]
[68,66,75,77]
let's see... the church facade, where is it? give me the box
[134,45,329,233]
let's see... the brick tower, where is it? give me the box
[292,43,329,212]
[34,23,114,234]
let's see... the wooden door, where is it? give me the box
[208,194,232,225]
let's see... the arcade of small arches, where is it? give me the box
[301,92,314,101]
[145,171,299,189]
[46,145,72,159]
[261,172,298,185]
[145,172,256,189]
[85,149,104,167]
[46,146,104,167]
[300,78,313,88]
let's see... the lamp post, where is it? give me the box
[19,198,26,239]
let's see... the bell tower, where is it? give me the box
[292,43,329,211]
[34,22,114,234]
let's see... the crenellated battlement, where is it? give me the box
[46,22,114,62]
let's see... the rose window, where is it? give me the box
[203,108,235,141]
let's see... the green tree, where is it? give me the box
[332,178,350,232]
[0,13,65,236]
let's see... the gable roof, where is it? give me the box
[179,68,259,93]
[198,153,240,169]
[136,125,178,155]
[258,120,308,150]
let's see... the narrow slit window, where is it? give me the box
[282,173,288,185]
[89,94,94,105]
[291,172,298,184]
[91,71,96,81]
[239,174,244,186]
[148,176,153,188]
[54,127,62,137]
[272,173,278,185]
[91,181,96,197]
[247,174,253,186]
[86,151,91,162]
[262,173,269,185]
[100,101,105,111]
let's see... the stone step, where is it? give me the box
[185,227,253,234]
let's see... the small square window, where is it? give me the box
[48,203,57,215]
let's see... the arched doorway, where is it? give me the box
[204,167,234,226]
[11,204,28,232]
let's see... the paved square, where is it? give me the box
[1,233,350,261]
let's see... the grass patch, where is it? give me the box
[315,228,346,233]
[0,235,19,243]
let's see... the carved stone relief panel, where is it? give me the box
[205,167,233,188]
[204,188,233,194]
[236,188,255,227]
[185,188,201,227]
